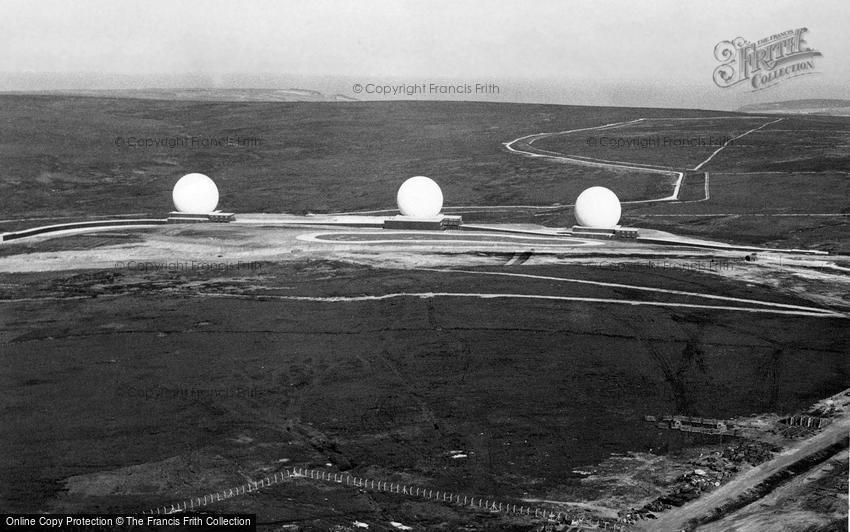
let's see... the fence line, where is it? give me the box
[142,466,628,529]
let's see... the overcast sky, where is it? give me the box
[1,0,847,107]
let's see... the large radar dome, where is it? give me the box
[397,176,443,218]
[574,186,621,228]
[172,173,219,213]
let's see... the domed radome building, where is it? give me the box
[167,173,234,223]
[571,186,638,239]
[383,176,462,230]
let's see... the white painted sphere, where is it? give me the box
[396,176,443,218]
[172,173,219,213]
[574,186,621,228]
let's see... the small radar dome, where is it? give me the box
[574,186,621,228]
[396,176,443,218]
[172,173,219,213]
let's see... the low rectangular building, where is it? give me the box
[571,225,639,239]
[383,215,462,231]
[167,212,235,224]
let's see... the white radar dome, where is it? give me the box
[396,176,443,218]
[172,173,219,213]
[574,186,621,228]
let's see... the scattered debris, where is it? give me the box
[630,440,780,520]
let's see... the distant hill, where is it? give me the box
[738,99,850,116]
[4,88,359,103]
